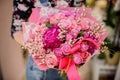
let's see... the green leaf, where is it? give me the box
[77,31,84,37]
[98,53,105,59]
[45,22,53,28]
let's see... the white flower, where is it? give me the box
[18,4,28,11]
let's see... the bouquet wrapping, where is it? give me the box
[22,7,109,80]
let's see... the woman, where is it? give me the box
[11,0,85,80]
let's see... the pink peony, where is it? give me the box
[43,25,61,49]
[45,53,58,68]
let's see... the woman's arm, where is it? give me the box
[11,0,34,45]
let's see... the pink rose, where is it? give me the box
[65,27,81,40]
[80,42,89,52]
[80,52,91,63]
[54,48,63,58]
[80,18,89,30]
[61,44,71,55]
[70,27,81,39]
[55,13,65,20]
[59,19,72,30]
[73,52,83,64]
[50,15,58,24]
[66,32,73,40]
[45,54,58,68]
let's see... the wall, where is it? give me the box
[0,0,25,80]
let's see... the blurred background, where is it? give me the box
[0,0,120,80]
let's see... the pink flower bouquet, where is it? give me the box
[22,7,109,80]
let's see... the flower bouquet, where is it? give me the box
[22,7,109,80]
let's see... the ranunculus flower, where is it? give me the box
[54,48,63,58]
[79,51,91,63]
[43,25,61,49]
[45,53,58,68]
[73,52,83,64]
[61,44,71,55]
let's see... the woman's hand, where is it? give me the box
[13,31,24,46]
